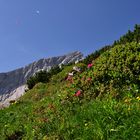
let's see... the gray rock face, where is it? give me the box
[0,51,83,107]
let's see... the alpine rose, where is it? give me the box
[74,90,81,96]
[87,63,93,68]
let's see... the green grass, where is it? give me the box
[0,42,140,140]
[0,92,139,139]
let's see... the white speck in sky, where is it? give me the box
[36,10,40,14]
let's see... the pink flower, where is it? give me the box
[66,76,72,81]
[87,77,92,81]
[87,63,93,68]
[74,90,81,96]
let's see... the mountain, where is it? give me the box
[0,51,83,107]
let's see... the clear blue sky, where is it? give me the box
[0,0,140,72]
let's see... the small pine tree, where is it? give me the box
[27,76,37,89]
[134,24,140,43]
[26,65,63,90]
[49,65,62,76]
[27,70,50,89]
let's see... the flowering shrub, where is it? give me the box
[92,42,140,98]
[87,77,92,81]
[66,75,73,83]
[74,90,82,97]
[87,63,93,68]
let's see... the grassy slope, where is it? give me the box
[0,43,140,140]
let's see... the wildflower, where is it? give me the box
[87,63,93,68]
[124,98,132,103]
[68,72,74,76]
[85,123,88,127]
[87,77,92,81]
[66,75,72,80]
[136,96,140,101]
[66,76,73,83]
[110,129,118,132]
[73,66,81,72]
[74,90,81,96]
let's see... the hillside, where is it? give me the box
[0,27,140,139]
[0,51,83,108]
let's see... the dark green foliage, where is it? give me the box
[27,70,50,89]
[35,71,51,83]
[90,42,140,98]
[65,42,140,100]
[83,24,140,65]
[83,45,112,64]
[113,24,140,45]
[26,76,36,89]
[6,131,24,140]
[27,65,63,89]
[134,24,140,43]
[49,65,62,76]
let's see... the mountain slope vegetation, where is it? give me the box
[0,25,140,140]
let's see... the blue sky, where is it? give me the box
[0,0,140,72]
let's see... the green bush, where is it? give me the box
[83,24,140,65]
[27,66,63,89]
[83,45,112,64]
[27,70,50,89]
[113,24,140,45]
[64,42,140,100]
[49,65,62,76]
[92,42,140,98]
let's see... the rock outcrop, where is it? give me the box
[0,51,83,107]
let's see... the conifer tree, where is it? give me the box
[134,24,140,43]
